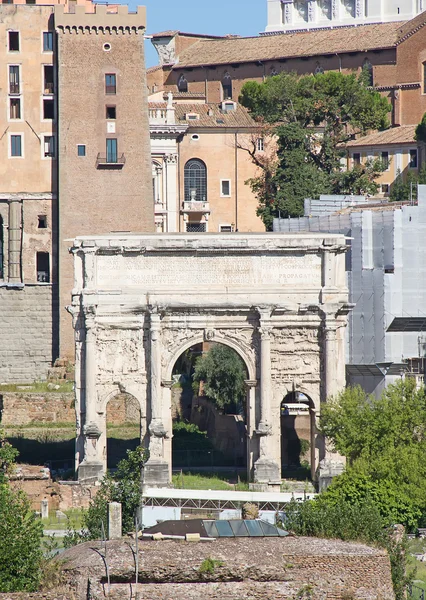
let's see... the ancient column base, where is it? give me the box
[254,457,281,488]
[318,459,345,492]
[143,459,169,487]
[78,461,103,483]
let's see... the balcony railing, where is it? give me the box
[182,200,210,213]
[9,83,20,95]
[96,153,125,169]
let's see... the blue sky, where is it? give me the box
[128,0,266,67]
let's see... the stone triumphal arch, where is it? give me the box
[69,233,351,487]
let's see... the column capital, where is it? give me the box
[83,305,97,330]
[165,153,178,165]
[244,379,258,389]
[161,380,174,388]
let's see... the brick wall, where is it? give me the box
[0,285,57,383]
[56,537,395,600]
[0,392,74,426]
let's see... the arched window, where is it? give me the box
[177,74,188,93]
[314,62,324,75]
[222,72,232,100]
[363,58,373,86]
[184,159,207,203]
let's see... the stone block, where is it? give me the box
[254,458,281,485]
[108,502,122,540]
[143,460,169,487]
[78,462,103,484]
[41,499,49,519]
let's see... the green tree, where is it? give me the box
[283,497,412,600]
[390,169,418,202]
[415,112,426,143]
[193,344,247,412]
[332,158,385,196]
[0,485,44,592]
[239,71,391,227]
[320,380,426,525]
[0,432,44,593]
[0,430,19,483]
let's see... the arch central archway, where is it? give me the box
[162,334,256,482]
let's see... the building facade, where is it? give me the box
[147,13,426,128]
[149,93,265,233]
[266,0,424,34]
[0,1,154,382]
[346,125,420,197]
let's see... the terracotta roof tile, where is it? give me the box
[163,91,206,99]
[397,9,426,42]
[346,125,417,147]
[175,103,257,128]
[148,101,256,128]
[174,21,405,68]
[151,30,225,40]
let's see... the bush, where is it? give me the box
[282,497,412,600]
[65,445,148,546]
[0,484,43,592]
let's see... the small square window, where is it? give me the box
[36,252,50,283]
[38,215,47,229]
[221,180,231,197]
[8,32,19,52]
[10,98,21,120]
[353,152,361,166]
[381,184,390,194]
[43,32,53,52]
[10,134,22,157]
[77,144,86,157]
[219,224,233,233]
[9,65,20,94]
[43,98,54,120]
[105,73,116,94]
[186,222,206,233]
[43,135,55,158]
[43,65,54,94]
[409,149,418,169]
[106,105,116,119]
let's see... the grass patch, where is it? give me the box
[198,557,223,575]
[0,381,74,393]
[42,509,84,531]
[6,422,75,431]
[172,471,249,491]
[408,538,426,590]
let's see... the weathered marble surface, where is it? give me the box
[69,233,351,485]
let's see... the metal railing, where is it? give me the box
[409,584,426,599]
[96,153,126,169]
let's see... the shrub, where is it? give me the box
[0,484,43,592]
[65,445,148,546]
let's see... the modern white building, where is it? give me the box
[265,0,424,34]
[274,188,426,396]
